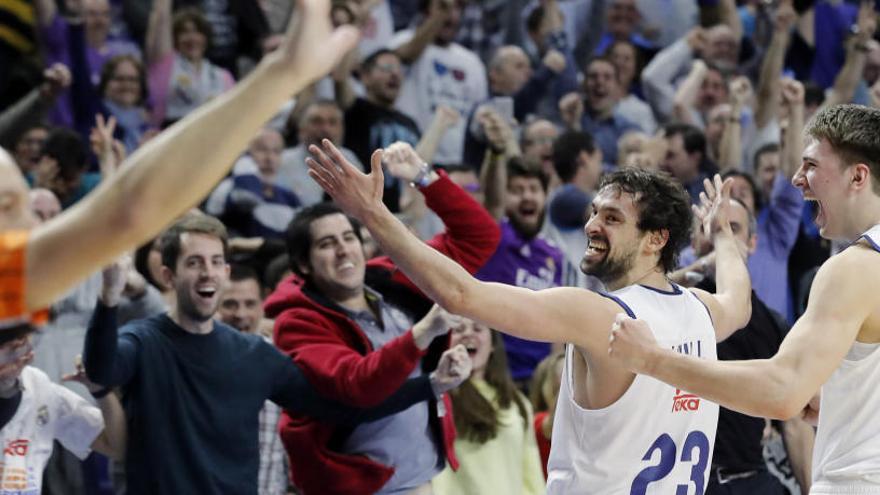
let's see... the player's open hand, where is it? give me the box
[694,174,734,239]
[307,139,386,221]
[608,313,659,375]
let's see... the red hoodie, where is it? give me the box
[264,172,501,495]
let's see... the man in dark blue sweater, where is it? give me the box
[83,215,470,494]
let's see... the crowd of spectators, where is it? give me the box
[1,0,873,492]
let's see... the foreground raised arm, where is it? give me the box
[688,175,752,340]
[25,0,359,311]
[610,246,879,419]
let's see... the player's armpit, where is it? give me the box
[688,287,751,342]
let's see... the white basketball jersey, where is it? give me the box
[0,366,103,494]
[547,284,719,495]
[810,225,880,494]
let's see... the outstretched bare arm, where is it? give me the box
[25,0,359,311]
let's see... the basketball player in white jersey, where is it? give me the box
[609,103,880,494]
[303,139,753,494]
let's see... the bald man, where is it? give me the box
[0,0,358,334]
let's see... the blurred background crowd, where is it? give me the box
[1,0,870,493]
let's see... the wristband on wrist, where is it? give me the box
[410,162,433,188]
[91,387,113,399]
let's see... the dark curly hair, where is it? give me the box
[598,167,693,273]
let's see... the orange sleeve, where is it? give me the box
[0,230,47,326]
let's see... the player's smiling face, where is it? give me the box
[581,187,644,285]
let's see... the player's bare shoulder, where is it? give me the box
[845,242,880,342]
[813,244,880,342]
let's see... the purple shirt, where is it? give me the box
[476,220,564,380]
[748,173,804,322]
[42,15,141,127]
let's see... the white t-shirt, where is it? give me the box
[389,30,488,166]
[0,367,103,494]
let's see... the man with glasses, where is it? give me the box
[340,49,421,211]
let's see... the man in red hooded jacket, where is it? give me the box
[265,142,500,495]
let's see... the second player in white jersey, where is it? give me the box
[810,224,880,493]
[608,104,880,495]
[548,284,718,495]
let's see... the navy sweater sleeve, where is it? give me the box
[68,21,104,142]
[270,357,434,425]
[83,302,140,387]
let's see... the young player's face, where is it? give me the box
[302,213,366,299]
[792,138,854,240]
[581,188,644,284]
[449,319,492,376]
[165,233,229,322]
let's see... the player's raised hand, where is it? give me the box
[608,314,659,374]
[694,174,734,238]
[307,139,385,221]
[267,0,360,86]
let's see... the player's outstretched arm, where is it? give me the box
[689,175,752,340]
[25,0,359,311]
[610,247,878,419]
[307,139,622,354]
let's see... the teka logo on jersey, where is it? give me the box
[3,439,29,456]
[672,389,701,413]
